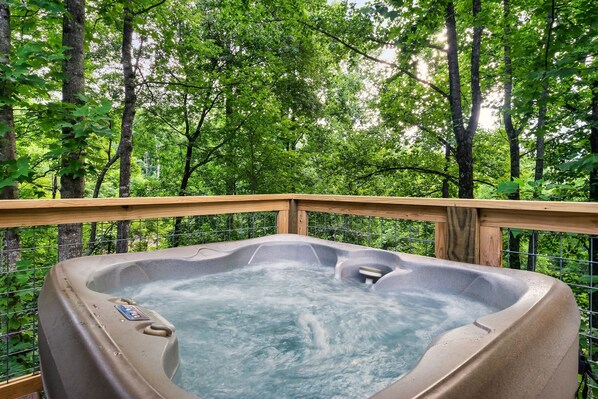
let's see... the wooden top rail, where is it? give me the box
[294,199,447,222]
[291,195,598,235]
[0,195,291,228]
[291,194,598,214]
[0,194,291,209]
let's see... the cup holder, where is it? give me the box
[335,260,394,284]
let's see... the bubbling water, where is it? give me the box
[114,261,499,399]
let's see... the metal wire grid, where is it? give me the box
[83,213,277,256]
[503,229,597,397]
[0,212,277,381]
[307,213,436,257]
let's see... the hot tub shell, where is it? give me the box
[38,234,580,398]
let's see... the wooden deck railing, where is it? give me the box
[288,195,598,266]
[2,194,596,266]
[1,194,598,398]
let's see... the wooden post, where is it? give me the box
[288,199,298,234]
[276,210,289,234]
[479,226,503,267]
[297,210,308,235]
[435,222,448,259]
[446,206,479,264]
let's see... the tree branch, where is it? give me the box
[187,110,252,178]
[417,124,455,155]
[298,20,449,99]
[354,166,456,182]
[135,0,167,16]
[142,80,214,90]
[354,165,495,187]
[93,144,120,198]
[148,107,184,135]
[543,0,556,75]
[191,90,223,141]
[367,36,447,53]
[188,136,231,176]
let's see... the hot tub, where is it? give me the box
[38,234,580,398]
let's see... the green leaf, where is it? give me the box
[16,157,29,176]
[96,98,112,114]
[72,104,90,117]
[16,260,33,270]
[497,181,520,194]
[0,178,16,189]
[546,68,578,79]
[580,275,598,285]
[15,273,30,285]
[559,154,598,172]
[508,228,522,238]
[0,123,12,136]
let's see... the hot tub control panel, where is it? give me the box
[115,304,150,321]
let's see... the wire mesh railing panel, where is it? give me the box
[503,229,597,397]
[1,225,56,381]
[307,213,436,257]
[0,212,277,381]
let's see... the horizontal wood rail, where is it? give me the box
[2,194,598,396]
[0,374,42,399]
[290,194,598,214]
[0,195,291,228]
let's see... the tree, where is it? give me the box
[501,0,522,269]
[0,0,20,269]
[115,0,165,253]
[58,0,86,261]
[115,0,136,253]
[444,0,482,198]
[526,1,555,271]
[312,0,486,198]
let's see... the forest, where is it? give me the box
[0,0,597,388]
[0,0,595,201]
[0,0,595,198]
[0,0,594,262]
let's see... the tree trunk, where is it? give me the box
[502,0,521,269]
[224,92,236,233]
[86,141,120,256]
[442,143,450,198]
[58,0,86,262]
[172,89,213,246]
[0,1,20,270]
[590,78,598,358]
[467,0,483,139]
[445,0,482,199]
[117,0,137,254]
[527,82,548,272]
[534,83,548,185]
[502,0,519,197]
[528,5,554,272]
[589,79,597,202]
[172,150,193,246]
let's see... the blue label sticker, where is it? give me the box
[115,304,150,321]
